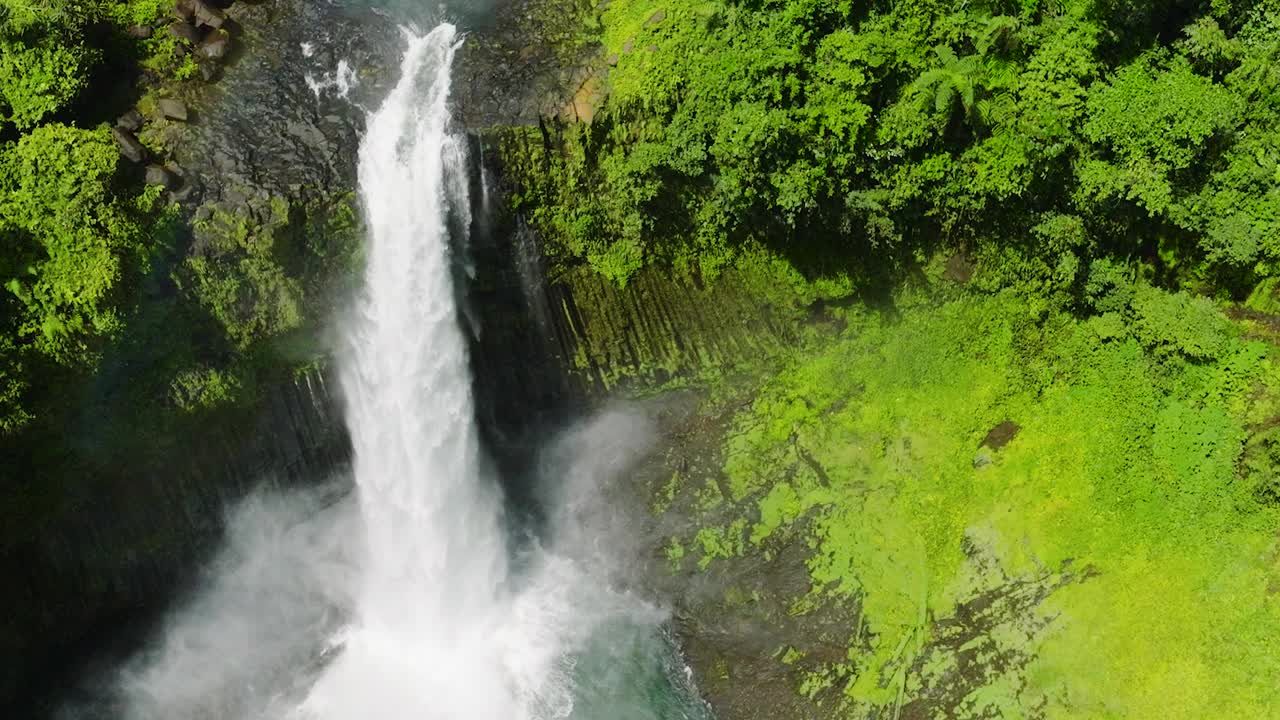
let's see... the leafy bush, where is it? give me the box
[0,123,145,361]
[0,34,96,129]
[1129,285,1231,359]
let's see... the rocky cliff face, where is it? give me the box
[5,0,790,709]
[2,368,349,710]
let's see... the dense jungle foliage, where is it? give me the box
[0,0,200,435]
[511,0,1280,297]
[0,0,357,440]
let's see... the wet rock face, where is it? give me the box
[170,0,399,207]
[453,0,601,127]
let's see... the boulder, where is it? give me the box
[606,53,619,66]
[116,108,144,133]
[110,127,147,163]
[168,20,201,44]
[145,164,177,189]
[157,98,189,121]
[200,62,222,82]
[199,28,232,61]
[126,24,153,39]
[622,38,635,54]
[980,420,1021,450]
[191,0,226,29]
[174,0,196,24]
[169,181,197,203]
[645,10,666,27]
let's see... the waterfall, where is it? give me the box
[94,23,710,720]
[299,24,523,718]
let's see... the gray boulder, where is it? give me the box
[158,98,189,121]
[192,0,226,28]
[199,28,232,61]
[174,0,195,23]
[145,164,177,189]
[116,108,144,132]
[168,20,201,44]
[110,127,147,163]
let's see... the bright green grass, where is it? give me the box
[705,287,1280,717]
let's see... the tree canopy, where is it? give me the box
[509,0,1280,301]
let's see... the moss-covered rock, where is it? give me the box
[641,281,1280,719]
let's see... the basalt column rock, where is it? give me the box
[1,369,350,709]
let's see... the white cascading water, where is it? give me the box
[300,24,524,719]
[99,23,709,720]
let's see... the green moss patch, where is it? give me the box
[669,283,1280,718]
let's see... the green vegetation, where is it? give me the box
[661,281,1280,717]
[508,0,1280,300]
[0,0,187,432]
[493,0,1280,715]
[0,1,360,438]
[1,123,154,362]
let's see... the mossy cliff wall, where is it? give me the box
[465,139,808,446]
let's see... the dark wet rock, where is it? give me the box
[168,20,201,44]
[169,182,197,203]
[199,28,232,61]
[158,97,189,121]
[110,127,147,163]
[115,108,144,132]
[981,420,1021,450]
[200,61,222,82]
[167,0,395,206]
[1,368,348,708]
[126,24,153,38]
[174,0,195,23]
[144,164,177,188]
[645,9,666,26]
[191,0,226,28]
[453,0,602,127]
